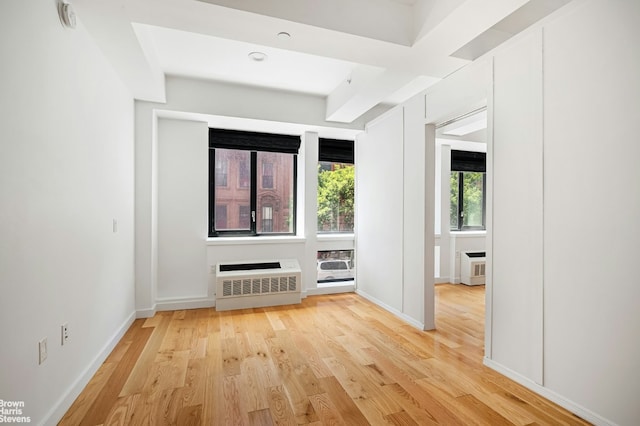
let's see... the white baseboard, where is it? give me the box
[483,358,617,426]
[355,289,425,330]
[135,305,157,318]
[435,278,450,284]
[155,296,215,312]
[42,311,136,426]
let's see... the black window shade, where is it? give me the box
[319,138,354,164]
[209,128,300,154]
[451,150,486,172]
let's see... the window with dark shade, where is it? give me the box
[450,150,486,231]
[318,138,355,233]
[209,129,299,237]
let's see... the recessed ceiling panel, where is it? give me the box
[196,0,414,46]
[139,24,357,96]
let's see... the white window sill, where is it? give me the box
[450,230,487,238]
[317,233,355,242]
[206,236,306,246]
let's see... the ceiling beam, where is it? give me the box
[74,0,165,102]
[326,67,418,123]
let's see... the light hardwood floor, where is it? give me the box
[60,285,590,425]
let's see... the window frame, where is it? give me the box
[208,129,299,238]
[317,138,355,234]
[451,171,486,231]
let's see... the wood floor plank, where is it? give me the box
[58,362,117,425]
[119,313,171,397]
[454,393,514,426]
[318,376,370,426]
[380,383,440,426]
[308,392,347,425]
[247,408,274,426]
[74,321,153,426]
[385,409,420,426]
[63,285,592,425]
[266,385,297,426]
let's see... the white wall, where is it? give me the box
[480,0,640,424]
[157,119,209,303]
[0,1,135,423]
[356,99,434,329]
[403,96,434,329]
[542,0,640,424]
[491,30,544,384]
[356,108,405,314]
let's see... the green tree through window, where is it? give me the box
[451,171,485,230]
[318,163,354,232]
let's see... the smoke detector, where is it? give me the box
[58,1,77,29]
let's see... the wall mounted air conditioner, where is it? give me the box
[461,251,486,286]
[215,259,301,311]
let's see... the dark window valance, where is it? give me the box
[319,138,354,164]
[209,128,301,154]
[451,150,486,173]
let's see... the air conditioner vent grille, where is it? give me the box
[220,275,298,297]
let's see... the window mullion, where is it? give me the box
[482,173,487,229]
[458,172,464,230]
[250,152,257,235]
[209,149,216,236]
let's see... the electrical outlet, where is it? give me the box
[210,265,216,274]
[61,323,69,345]
[39,338,47,364]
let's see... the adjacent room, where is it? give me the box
[1,0,638,424]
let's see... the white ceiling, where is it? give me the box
[139,24,359,96]
[74,0,571,124]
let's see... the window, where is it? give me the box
[239,205,250,229]
[450,150,486,231]
[261,206,273,232]
[215,205,227,229]
[209,129,299,237]
[238,159,250,188]
[318,138,355,233]
[215,157,228,187]
[262,161,274,189]
[317,250,355,283]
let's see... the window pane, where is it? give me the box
[462,172,484,228]
[317,161,355,233]
[215,156,228,187]
[317,250,354,283]
[214,149,251,231]
[238,159,250,188]
[261,206,273,232]
[215,205,227,229]
[262,162,274,189]
[239,205,250,229]
[257,152,294,233]
[450,172,459,229]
